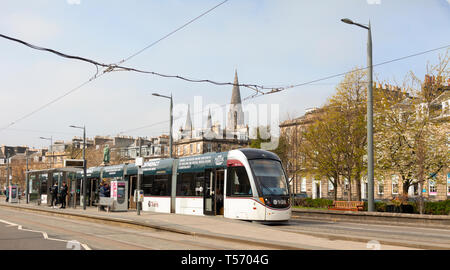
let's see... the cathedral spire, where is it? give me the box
[230,69,242,105]
[206,109,212,130]
[184,104,192,132]
[227,69,245,130]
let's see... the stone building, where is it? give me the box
[280,79,449,201]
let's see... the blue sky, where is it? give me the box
[0,0,449,148]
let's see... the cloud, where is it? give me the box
[67,0,81,5]
[1,12,60,42]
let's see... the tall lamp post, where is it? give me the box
[341,18,374,212]
[70,125,87,210]
[39,136,54,168]
[152,93,173,158]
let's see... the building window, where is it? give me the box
[197,143,201,154]
[190,144,194,154]
[429,179,437,196]
[447,173,450,196]
[301,177,307,192]
[328,179,334,191]
[343,178,349,196]
[442,100,449,116]
[378,180,384,195]
[392,175,399,194]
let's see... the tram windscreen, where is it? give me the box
[249,159,289,196]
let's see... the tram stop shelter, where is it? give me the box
[26,167,81,208]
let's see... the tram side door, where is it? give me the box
[215,169,225,215]
[203,169,215,216]
[129,175,137,209]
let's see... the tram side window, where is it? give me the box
[154,175,171,196]
[176,172,204,197]
[142,175,155,196]
[142,175,172,196]
[227,166,252,197]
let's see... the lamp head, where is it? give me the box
[341,18,354,25]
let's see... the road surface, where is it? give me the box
[0,207,273,250]
[275,216,450,249]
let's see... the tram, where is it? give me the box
[79,148,291,221]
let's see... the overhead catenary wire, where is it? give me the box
[4,33,447,98]
[118,0,229,64]
[0,0,230,133]
[1,35,448,135]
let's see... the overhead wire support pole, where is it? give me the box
[137,137,142,216]
[341,18,374,212]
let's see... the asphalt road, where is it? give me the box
[275,216,450,249]
[0,207,273,250]
[0,222,76,250]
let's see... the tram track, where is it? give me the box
[279,216,450,250]
[0,206,274,250]
[0,209,154,250]
[0,204,302,249]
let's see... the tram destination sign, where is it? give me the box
[64,159,84,168]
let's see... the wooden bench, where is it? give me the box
[328,201,364,211]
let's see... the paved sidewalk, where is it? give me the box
[0,200,416,250]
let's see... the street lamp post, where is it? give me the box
[152,93,173,158]
[70,125,87,210]
[341,18,374,212]
[39,136,53,168]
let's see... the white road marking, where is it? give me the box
[0,218,91,250]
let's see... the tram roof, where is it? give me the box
[238,148,281,161]
[27,167,81,174]
[71,151,231,179]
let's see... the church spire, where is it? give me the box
[206,109,212,130]
[184,104,192,131]
[230,69,242,105]
[227,69,245,130]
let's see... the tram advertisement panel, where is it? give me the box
[111,181,117,198]
[178,152,227,172]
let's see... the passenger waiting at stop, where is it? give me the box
[60,182,68,209]
[99,182,110,211]
[99,182,110,197]
[49,183,58,208]
[4,187,8,202]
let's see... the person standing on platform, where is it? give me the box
[60,182,68,209]
[50,183,58,208]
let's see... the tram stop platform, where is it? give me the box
[0,199,415,250]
